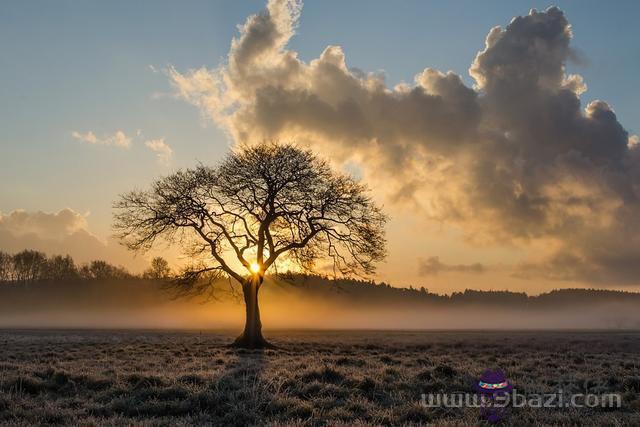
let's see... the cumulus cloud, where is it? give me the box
[72,130,132,148]
[168,1,640,285]
[145,138,173,165]
[418,257,485,276]
[0,209,146,271]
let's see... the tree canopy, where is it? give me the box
[114,142,386,289]
[113,142,387,347]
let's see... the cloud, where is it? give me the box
[72,129,173,164]
[72,130,132,148]
[168,2,640,285]
[0,209,88,241]
[145,138,173,165]
[0,209,146,271]
[418,256,485,276]
[71,131,99,144]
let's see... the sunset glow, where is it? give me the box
[250,262,261,274]
[2,0,640,296]
[1,2,640,424]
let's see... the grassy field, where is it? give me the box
[0,330,639,426]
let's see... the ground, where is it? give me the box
[0,330,638,426]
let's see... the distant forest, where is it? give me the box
[1,250,640,330]
[0,249,169,283]
[1,249,640,306]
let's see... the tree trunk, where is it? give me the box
[231,277,274,349]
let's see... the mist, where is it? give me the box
[1,277,638,330]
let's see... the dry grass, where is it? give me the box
[0,330,639,426]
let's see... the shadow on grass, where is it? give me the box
[209,348,271,424]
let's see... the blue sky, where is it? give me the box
[2,1,639,236]
[1,1,640,292]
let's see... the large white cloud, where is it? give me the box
[168,1,640,285]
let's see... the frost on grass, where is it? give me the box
[0,330,638,425]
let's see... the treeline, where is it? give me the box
[0,250,171,284]
[274,272,640,305]
[2,252,639,306]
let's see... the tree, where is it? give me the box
[114,142,387,348]
[79,260,130,280]
[12,250,47,283]
[143,257,172,279]
[43,255,78,281]
[0,251,13,282]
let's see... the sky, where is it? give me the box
[1,0,639,294]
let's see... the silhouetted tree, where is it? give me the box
[12,250,47,283]
[43,255,78,281]
[114,142,387,348]
[0,251,13,282]
[79,260,130,280]
[143,257,171,279]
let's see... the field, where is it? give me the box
[0,330,639,426]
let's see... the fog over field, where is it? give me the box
[1,276,638,331]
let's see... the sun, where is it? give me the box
[250,262,261,274]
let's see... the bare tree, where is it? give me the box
[114,142,387,348]
[79,260,131,280]
[143,257,172,280]
[0,251,13,283]
[12,250,47,283]
[43,255,79,281]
